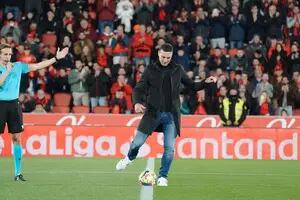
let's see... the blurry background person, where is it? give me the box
[219,88,248,127]
[68,59,90,106]
[277,76,296,116]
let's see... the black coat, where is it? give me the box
[133,61,207,136]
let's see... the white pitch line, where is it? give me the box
[140,158,155,200]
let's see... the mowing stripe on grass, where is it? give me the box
[16,170,300,177]
[139,158,155,200]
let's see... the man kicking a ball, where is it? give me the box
[116,43,216,186]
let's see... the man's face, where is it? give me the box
[262,74,269,82]
[0,48,12,65]
[158,50,172,66]
[75,60,83,69]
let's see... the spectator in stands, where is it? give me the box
[209,8,226,49]
[53,68,70,94]
[252,49,267,72]
[111,74,133,113]
[131,24,153,67]
[190,35,209,59]
[287,43,300,76]
[153,0,171,28]
[194,90,207,115]
[116,0,134,33]
[17,44,36,63]
[286,5,300,43]
[193,59,207,78]
[246,34,267,60]
[59,35,73,51]
[19,11,38,41]
[293,74,300,109]
[97,24,113,47]
[207,47,227,71]
[174,8,192,42]
[214,85,227,108]
[61,21,76,42]
[134,0,154,26]
[34,89,51,112]
[0,0,298,116]
[135,63,145,84]
[174,46,190,71]
[265,4,284,40]
[229,48,249,72]
[86,63,111,108]
[174,34,188,54]
[2,1,22,21]
[191,7,210,42]
[208,0,227,13]
[277,76,296,116]
[268,43,287,75]
[68,59,90,106]
[62,0,82,15]
[97,0,116,33]
[80,45,94,65]
[96,44,108,68]
[1,18,21,44]
[110,89,127,114]
[227,5,246,48]
[153,25,172,44]
[110,24,129,65]
[246,4,266,42]
[77,18,97,41]
[73,32,95,59]
[258,91,272,115]
[32,68,53,94]
[19,92,36,113]
[39,10,59,35]
[250,58,264,75]
[190,50,207,69]
[253,73,274,99]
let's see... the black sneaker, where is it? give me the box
[14,174,27,182]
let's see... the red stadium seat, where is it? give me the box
[72,106,90,113]
[54,93,71,106]
[92,106,110,113]
[52,106,70,113]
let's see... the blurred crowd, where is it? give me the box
[0,0,299,115]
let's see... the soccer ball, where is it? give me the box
[138,170,157,186]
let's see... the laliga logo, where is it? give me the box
[56,114,86,126]
[266,118,297,128]
[196,116,222,128]
[121,116,151,158]
[0,136,4,155]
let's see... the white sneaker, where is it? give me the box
[157,177,168,186]
[116,157,132,171]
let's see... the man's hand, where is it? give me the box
[56,47,69,60]
[205,76,217,83]
[135,103,146,113]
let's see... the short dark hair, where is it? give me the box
[0,43,11,51]
[160,43,173,52]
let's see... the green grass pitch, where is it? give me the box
[0,158,299,200]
